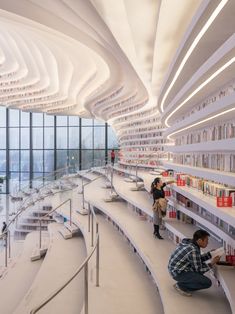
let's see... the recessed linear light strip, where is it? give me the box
[164,56,235,127]
[160,0,228,113]
[167,107,235,140]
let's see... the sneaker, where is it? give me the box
[173,283,192,297]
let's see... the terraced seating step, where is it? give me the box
[103,191,119,202]
[58,225,73,239]
[64,221,80,234]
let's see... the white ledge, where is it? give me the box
[163,161,235,186]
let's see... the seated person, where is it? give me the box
[168,229,220,296]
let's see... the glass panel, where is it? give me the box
[32,172,44,180]
[108,126,119,149]
[82,119,93,126]
[20,111,30,126]
[94,150,105,166]
[69,127,79,149]
[9,109,19,127]
[94,127,105,149]
[44,150,54,172]
[33,150,43,172]
[44,127,54,149]
[20,172,30,181]
[9,128,19,149]
[94,119,105,126]
[44,114,54,126]
[0,128,6,148]
[81,127,93,149]
[81,150,93,169]
[0,151,6,171]
[56,150,68,169]
[57,127,67,149]
[68,150,80,170]
[0,171,6,194]
[69,116,79,126]
[32,112,43,126]
[32,173,43,188]
[0,106,6,127]
[10,150,20,171]
[33,128,43,149]
[9,172,20,194]
[21,128,30,149]
[56,116,67,126]
[20,150,30,172]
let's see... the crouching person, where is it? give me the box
[168,229,220,296]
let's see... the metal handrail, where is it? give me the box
[38,199,72,249]
[103,165,117,194]
[81,174,105,209]
[10,166,70,198]
[0,169,79,267]
[30,203,100,314]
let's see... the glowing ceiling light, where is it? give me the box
[165,56,235,127]
[160,0,228,113]
[167,107,235,140]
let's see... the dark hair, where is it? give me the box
[150,177,161,194]
[193,229,210,242]
[153,177,161,184]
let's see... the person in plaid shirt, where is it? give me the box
[168,229,220,296]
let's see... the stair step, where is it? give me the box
[31,245,48,261]
[31,249,41,261]
[102,182,111,188]
[104,192,119,202]
[130,182,145,191]
[64,222,80,234]
[59,226,73,239]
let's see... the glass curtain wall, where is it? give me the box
[0,106,119,193]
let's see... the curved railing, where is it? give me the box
[38,198,72,249]
[30,170,105,314]
[30,203,100,314]
[0,164,106,313]
[10,166,77,199]
[0,167,81,267]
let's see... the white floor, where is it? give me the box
[0,172,233,314]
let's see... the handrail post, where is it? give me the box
[110,166,114,194]
[96,223,99,287]
[135,163,138,188]
[82,183,85,209]
[69,199,72,226]
[5,232,8,267]
[88,203,91,232]
[8,230,11,258]
[91,213,94,247]
[39,219,42,249]
[84,263,88,314]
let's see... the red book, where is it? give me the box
[177,179,185,186]
[216,196,232,207]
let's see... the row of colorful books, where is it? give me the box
[175,120,235,146]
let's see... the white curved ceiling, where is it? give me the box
[0,0,202,121]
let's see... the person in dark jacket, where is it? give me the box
[1,222,7,234]
[1,222,7,246]
[151,177,174,239]
[168,229,220,296]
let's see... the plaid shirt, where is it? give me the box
[168,238,211,277]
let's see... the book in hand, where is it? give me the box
[216,261,233,266]
[210,247,225,259]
